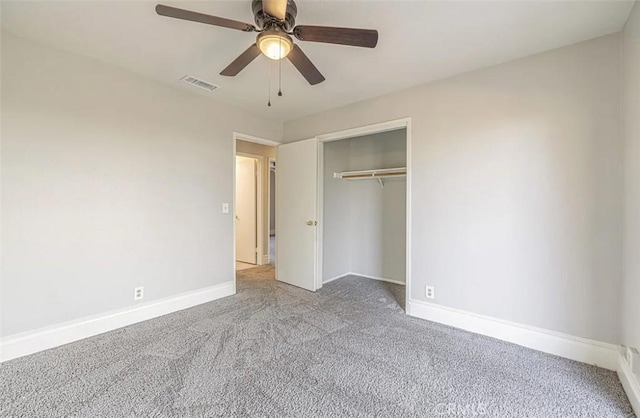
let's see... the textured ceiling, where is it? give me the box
[1,0,635,122]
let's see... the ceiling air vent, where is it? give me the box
[181,75,219,92]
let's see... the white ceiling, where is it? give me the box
[1,0,635,122]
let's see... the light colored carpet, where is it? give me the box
[0,268,634,417]
[235,261,255,271]
[269,235,275,265]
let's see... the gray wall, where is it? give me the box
[622,3,640,352]
[323,130,407,283]
[323,139,353,281]
[288,34,623,344]
[0,32,282,337]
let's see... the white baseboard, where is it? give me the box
[407,298,618,371]
[323,273,349,284]
[0,281,235,363]
[351,272,405,286]
[323,272,406,286]
[618,351,640,416]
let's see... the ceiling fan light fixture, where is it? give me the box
[156,1,378,85]
[257,30,293,60]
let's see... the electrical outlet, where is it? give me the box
[222,203,230,214]
[426,286,435,299]
[134,286,144,301]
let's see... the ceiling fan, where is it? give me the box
[156,0,378,85]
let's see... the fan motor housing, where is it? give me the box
[252,0,297,31]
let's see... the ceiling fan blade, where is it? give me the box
[263,0,288,20]
[287,45,325,85]
[220,44,261,76]
[156,4,256,32]
[293,25,378,48]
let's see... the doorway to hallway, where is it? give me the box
[234,137,277,276]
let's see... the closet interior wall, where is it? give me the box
[323,129,407,284]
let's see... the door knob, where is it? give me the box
[306,220,317,226]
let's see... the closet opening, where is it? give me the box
[319,127,408,308]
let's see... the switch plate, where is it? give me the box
[222,203,229,214]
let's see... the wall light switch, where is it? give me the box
[222,203,230,214]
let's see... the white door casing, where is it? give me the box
[236,156,257,264]
[276,139,318,291]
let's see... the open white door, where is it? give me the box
[236,156,257,264]
[276,139,318,291]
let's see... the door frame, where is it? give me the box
[267,157,276,263]
[232,133,281,289]
[314,118,412,308]
[236,152,262,265]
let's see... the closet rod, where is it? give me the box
[333,167,406,188]
[333,167,406,180]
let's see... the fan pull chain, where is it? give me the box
[278,37,283,97]
[267,58,272,107]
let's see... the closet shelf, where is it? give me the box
[333,167,406,187]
